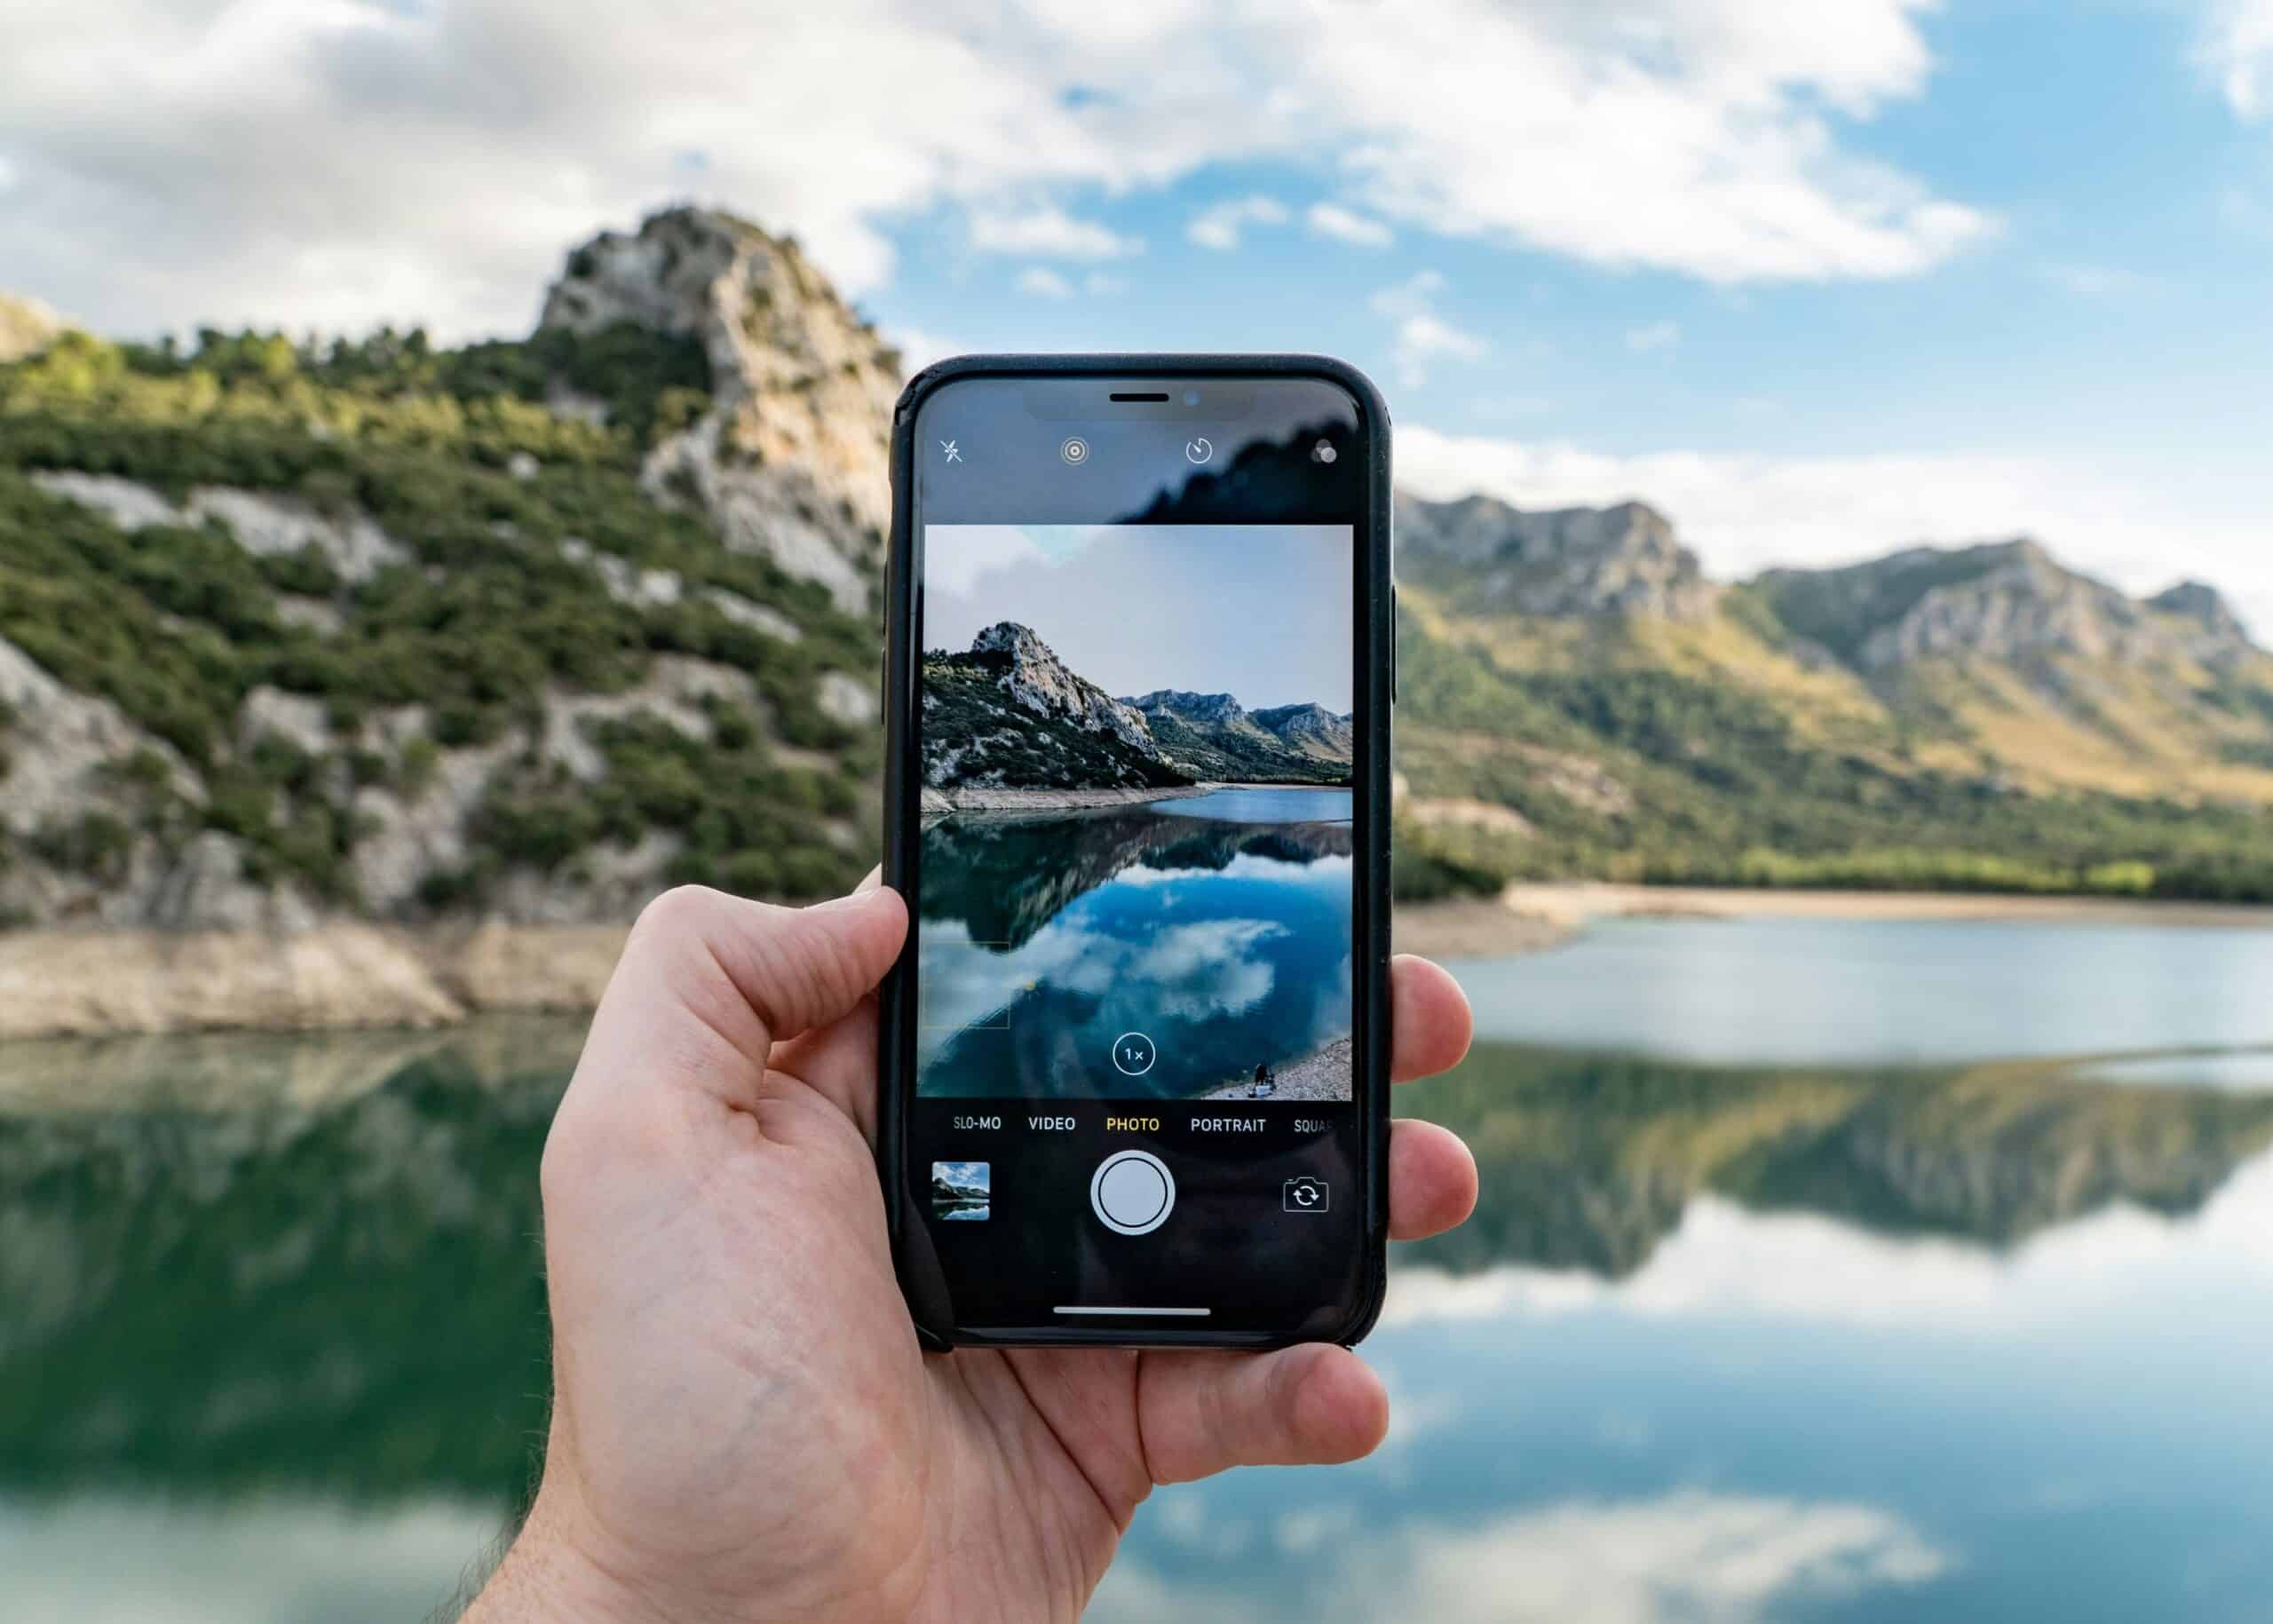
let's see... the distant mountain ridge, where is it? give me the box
[921,623,1350,793]
[1744,536,2260,673]
[7,200,2273,966]
[1122,688,1356,777]
[1395,486,2273,902]
[1396,490,1719,622]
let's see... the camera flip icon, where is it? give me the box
[1282,1175,1329,1214]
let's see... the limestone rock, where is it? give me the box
[543,208,899,613]
[1397,491,1719,622]
[28,473,409,583]
[973,622,1154,748]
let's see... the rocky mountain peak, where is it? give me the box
[967,622,1157,749]
[1394,490,1718,622]
[1746,536,2244,675]
[2145,575,2254,637]
[0,293,64,363]
[1126,689,1248,729]
[1250,701,1356,763]
[542,208,903,613]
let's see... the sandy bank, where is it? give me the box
[1393,894,1576,959]
[919,783,1216,817]
[1501,881,2273,931]
[920,780,1348,819]
[0,920,630,1041]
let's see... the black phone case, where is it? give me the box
[877,353,1395,1351]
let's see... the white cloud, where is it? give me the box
[1370,272,1487,386]
[1381,1148,2273,1336]
[968,204,1140,259]
[1625,319,1680,352]
[1093,1493,1948,1624]
[1014,265,1075,300]
[0,1,1987,339]
[1186,194,1289,250]
[0,1494,503,1624]
[1311,0,1991,283]
[1306,202,1392,248]
[2198,0,2273,116]
[1396,424,2273,638]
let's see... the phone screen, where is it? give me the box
[892,371,1382,1343]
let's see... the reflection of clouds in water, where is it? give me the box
[1131,919,1286,1012]
[1093,1493,1946,1624]
[1111,851,1352,888]
[917,914,1289,1067]
[0,1494,502,1624]
[1382,1147,2273,1337]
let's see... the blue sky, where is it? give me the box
[3,0,2268,624]
[881,2,2271,466]
[926,525,1353,709]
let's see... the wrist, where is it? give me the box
[462,1491,676,1624]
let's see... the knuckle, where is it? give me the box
[632,883,725,943]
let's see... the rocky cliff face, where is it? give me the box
[922,624,1353,792]
[1127,689,1250,731]
[2149,580,2257,667]
[1250,702,1356,763]
[1747,539,2265,675]
[921,624,1182,794]
[972,622,1160,749]
[543,208,902,613]
[1396,490,1719,622]
[0,208,886,947]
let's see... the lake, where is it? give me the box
[5,912,2273,1620]
[915,787,1355,1099]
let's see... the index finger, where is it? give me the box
[1390,953,1472,1083]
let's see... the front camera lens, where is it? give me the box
[1059,437,1089,465]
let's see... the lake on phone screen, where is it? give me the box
[5,907,2273,1620]
[915,786,1356,1100]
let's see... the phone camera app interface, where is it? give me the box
[915,523,1354,1107]
[905,394,1372,1336]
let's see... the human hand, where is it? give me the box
[466,879,1477,1623]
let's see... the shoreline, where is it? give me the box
[1499,881,2273,932]
[0,920,630,1042]
[8,879,2269,1042]
[1198,1034,1353,1102]
[921,779,1351,820]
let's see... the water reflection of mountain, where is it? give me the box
[0,1041,565,1506]
[10,1029,2271,1504]
[921,805,1351,951]
[1404,1045,2273,1279]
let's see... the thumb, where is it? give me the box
[575,883,908,1114]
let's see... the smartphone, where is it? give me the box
[878,355,1392,1349]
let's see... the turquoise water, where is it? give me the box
[1154,786,1355,824]
[915,788,1354,1098]
[4,914,2273,1619]
[1447,915,2273,1066]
